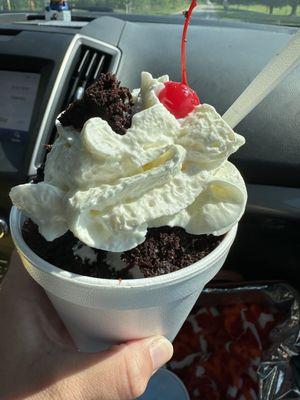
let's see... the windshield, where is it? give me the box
[1,0,300,26]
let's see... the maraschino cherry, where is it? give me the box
[158,0,200,119]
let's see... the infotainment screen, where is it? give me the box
[0,71,40,174]
[0,71,40,144]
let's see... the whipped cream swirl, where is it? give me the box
[10,72,247,252]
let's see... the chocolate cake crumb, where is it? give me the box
[32,143,52,183]
[31,163,45,184]
[122,227,223,278]
[58,73,134,135]
[22,220,223,280]
[22,219,116,279]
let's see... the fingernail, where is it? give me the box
[148,337,173,370]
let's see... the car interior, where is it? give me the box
[0,1,299,398]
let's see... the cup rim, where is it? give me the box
[10,206,237,289]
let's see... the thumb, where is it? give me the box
[66,336,173,400]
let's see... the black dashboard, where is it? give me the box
[0,15,299,283]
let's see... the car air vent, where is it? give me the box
[65,45,112,105]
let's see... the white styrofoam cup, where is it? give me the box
[10,206,237,352]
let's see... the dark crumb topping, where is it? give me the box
[58,73,134,135]
[22,219,116,278]
[31,163,45,184]
[22,219,223,280]
[32,144,53,183]
[122,227,223,278]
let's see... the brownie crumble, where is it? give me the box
[22,220,223,280]
[31,163,45,184]
[122,227,223,278]
[58,73,134,135]
[22,219,117,279]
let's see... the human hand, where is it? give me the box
[0,252,173,400]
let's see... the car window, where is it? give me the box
[1,0,300,27]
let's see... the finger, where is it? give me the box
[63,336,173,400]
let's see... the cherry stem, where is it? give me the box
[181,0,197,86]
